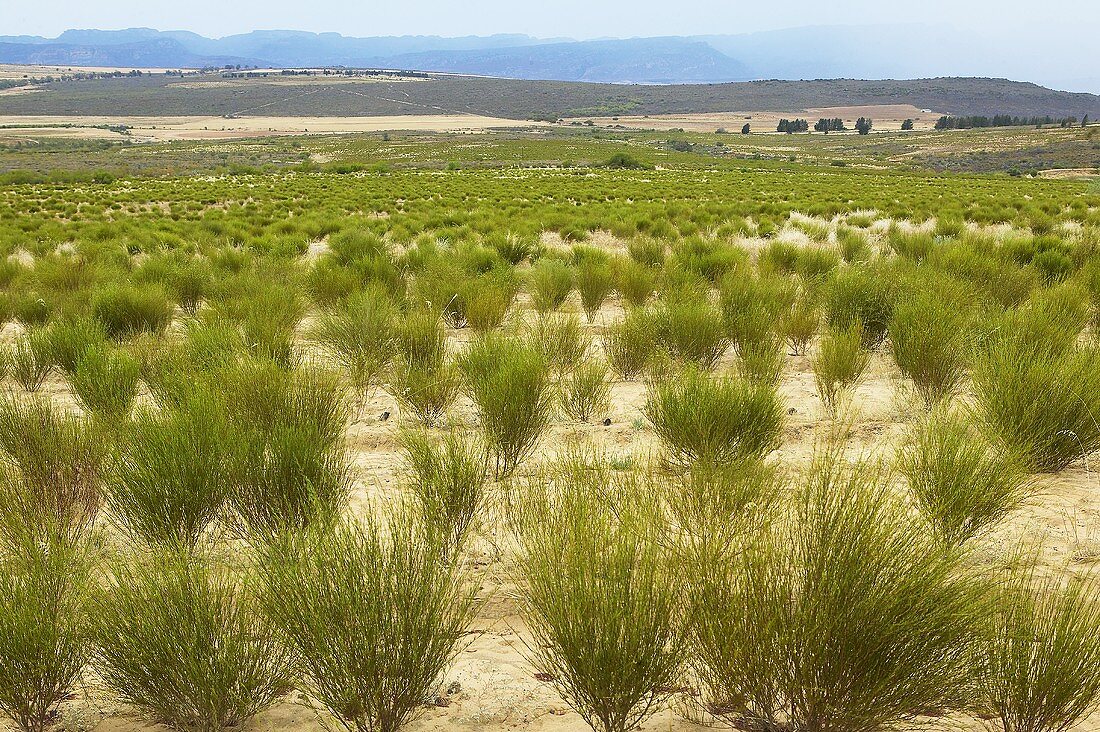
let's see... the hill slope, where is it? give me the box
[1,74,1097,121]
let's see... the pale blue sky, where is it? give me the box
[1,0,1089,40]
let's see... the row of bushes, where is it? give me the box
[1,440,1098,732]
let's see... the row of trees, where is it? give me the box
[935,114,1086,130]
[777,119,810,133]
[776,118,874,134]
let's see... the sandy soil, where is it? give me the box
[0,64,189,79]
[7,222,1100,732]
[0,114,546,141]
[569,105,945,132]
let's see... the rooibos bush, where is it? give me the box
[689,450,989,732]
[644,367,784,469]
[310,288,396,403]
[40,317,108,375]
[530,313,590,374]
[107,394,234,550]
[387,310,458,427]
[9,331,51,393]
[616,259,657,308]
[259,514,478,732]
[972,336,1100,472]
[221,364,350,541]
[575,257,615,322]
[512,462,685,732]
[0,542,91,732]
[530,258,573,313]
[399,430,489,559]
[890,288,974,407]
[602,309,657,380]
[459,334,554,479]
[91,283,173,340]
[0,397,105,547]
[92,550,292,731]
[560,360,612,422]
[655,297,729,371]
[69,346,140,421]
[822,264,895,348]
[976,557,1100,732]
[899,410,1031,546]
[812,324,869,416]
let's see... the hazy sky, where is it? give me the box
[1,0,1089,39]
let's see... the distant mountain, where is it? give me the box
[382,38,751,83]
[0,26,1096,93]
[0,38,262,69]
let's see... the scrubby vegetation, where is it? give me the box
[0,118,1098,732]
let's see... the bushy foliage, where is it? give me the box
[259,515,478,732]
[460,334,554,478]
[688,450,989,732]
[91,550,292,731]
[512,461,685,732]
[644,367,784,469]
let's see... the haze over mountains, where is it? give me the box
[1,25,1096,93]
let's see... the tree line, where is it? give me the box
[934,114,1086,130]
[777,118,873,134]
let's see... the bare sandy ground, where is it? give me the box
[570,105,945,132]
[0,63,189,79]
[0,114,546,141]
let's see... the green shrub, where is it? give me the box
[310,288,396,402]
[813,324,869,416]
[167,259,212,315]
[628,237,666,266]
[719,272,795,351]
[837,225,872,262]
[92,550,292,730]
[0,397,105,547]
[9,331,52,392]
[464,273,517,332]
[655,297,729,371]
[976,560,1100,732]
[688,450,988,732]
[220,365,350,542]
[91,283,173,340]
[899,410,1031,546]
[107,394,234,550]
[644,367,784,469]
[460,334,554,479]
[738,330,785,386]
[259,515,477,732]
[69,346,140,421]
[512,463,685,732]
[560,360,613,422]
[664,459,784,556]
[616,259,657,307]
[822,265,895,347]
[530,313,590,374]
[783,296,819,356]
[0,543,91,732]
[399,430,489,559]
[890,288,974,407]
[972,337,1100,472]
[530,259,573,313]
[603,309,658,380]
[388,358,460,428]
[575,258,615,322]
[887,226,935,261]
[41,317,108,375]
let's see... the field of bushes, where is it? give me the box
[2,148,1100,732]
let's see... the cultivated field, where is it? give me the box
[1,116,1100,732]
